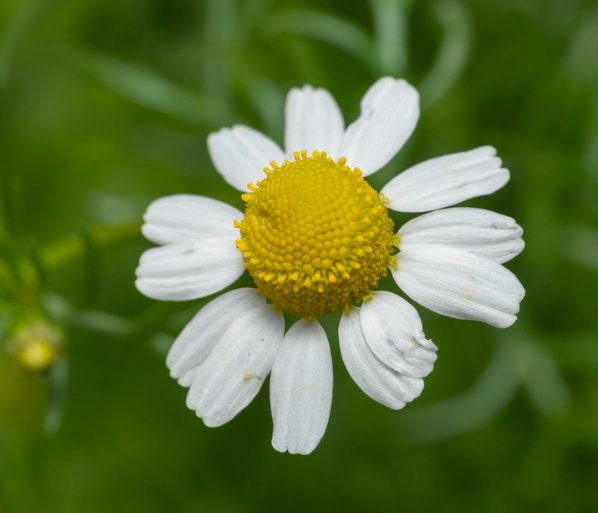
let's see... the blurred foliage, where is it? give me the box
[1,0,597,512]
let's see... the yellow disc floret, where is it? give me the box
[236,150,396,318]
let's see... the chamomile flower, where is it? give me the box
[135,77,525,454]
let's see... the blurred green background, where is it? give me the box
[1,0,597,511]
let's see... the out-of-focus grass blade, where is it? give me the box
[419,0,471,109]
[200,0,236,103]
[562,12,598,183]
[44,291,176,339]
[563,224,598,272]
[369,0,412,75]
[267,8,376,72]
[583,101,598,185]
[548,330,598,370]
[401,325,572,443]
[0,181,8,241]
[43,356,68,435]
[63,50,226,127]
[66,309,134,337]
[400,338,522,443]
[522,340,569,416]
[150,332,175,357]
[563,9,598,87]
[241,74,285,140]
[40,221,140,272]
[0,183,12,285]
[0,0,61,87]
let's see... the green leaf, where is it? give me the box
[563,224,598,272]
[63,49,227,127]
[368,0,412,75]
[267,8,376,72]
[419,0,471,109]
[399,338,523,443]
[0,0,62,87]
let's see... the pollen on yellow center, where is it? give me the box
[235,150,396,318]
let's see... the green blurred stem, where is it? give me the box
[369,0,412,75]
[39,221,141,271]
[419,0,471,109]
[268,8,375,73]
[44,356,69,435]
[0,0,62,87]
[62,49,227,127]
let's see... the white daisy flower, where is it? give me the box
[135,77,525,455]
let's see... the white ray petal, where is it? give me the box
[270,321,333,455]
[393,244,525,328]
[135,238,244,301]
[399,207,525,263]
[142,194,242,245]
[339,77,419,176]
[167,288,263,380]
[185,297,284,427]
[285,85,345,158]
[207,125,285,192]
[339,307,434,409]
[359,292,437,378]
[382,146,509,212]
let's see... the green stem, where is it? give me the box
[39,221,141,271]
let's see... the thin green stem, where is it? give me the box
[39,221,141,272]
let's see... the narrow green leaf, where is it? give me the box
[268,8,376,72]
[369,0,412,75]
[563,224,598,272]
[400,339,522,443]
[43,356,68,435]
[0,0,62,86]
[39,221,140,272]
[419,0,471,109]
[63,49,226,127]
[241,74,285,139]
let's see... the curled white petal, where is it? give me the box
[399,207,525,263]
[135,238,244,301]
[207,125,285,192]
[142,194,242,246]
[270,321,333,455]
[359,292,437,379]
[285,85,344,158]
[184,295,284,427]
[339,306,435,409]
[382,146,509,212]
[167,288,262,380]
[339,77,419,176]
[393,244,525,328]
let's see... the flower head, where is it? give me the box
[236,150,395,317]
[136,77,525,454]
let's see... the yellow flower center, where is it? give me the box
[235,150,396,318]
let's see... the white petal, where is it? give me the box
[270,321,333,455]
[185,296,284,427]
[339,307,433,409]
[339,77,419,176]
[166,288,262,380]
[381,146,509,212]
[177,369,197,387]
[393,244,525,328]
[135,238,244,301]
[399,208,525,263]
[284,85,345,158]
[142,194,242,245]
[207,125,285,192]
[359,292,437,379]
